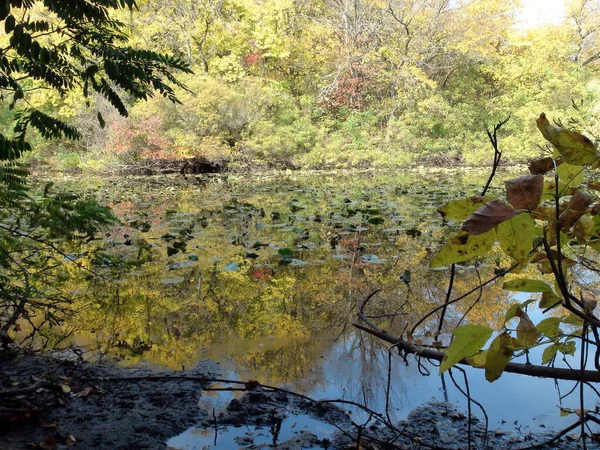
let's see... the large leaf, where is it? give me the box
[557,163,584,190]
[536,113,599,165]
[529,156,556,175]
[429,230,495,268]
[496,213,536,264]
[536,317,562,338]
[505,175,543,210]
[439,325,493,374]
[502,278,553,293]
[485,332,515,382]
[461,200,515,235]
[437,196,492,220]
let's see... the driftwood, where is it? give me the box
[355,299,600,383]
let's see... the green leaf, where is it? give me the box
[485,332,514,382]
[502,278,553,293]
[496,214,536,264]
[438,196,492,220]
[536,317,562,338]
[439,325,493,374]
[557,163,584,189]
[563,313,584,326]
[542,344,559,365]
[430,230,495,268]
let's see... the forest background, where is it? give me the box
[5,0,600,172]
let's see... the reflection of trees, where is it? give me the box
[48,172,515,379]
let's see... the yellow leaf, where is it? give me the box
[438,196,493,220]
[429,230,495,268]
[496,214,536,264]
[485,332,514,382]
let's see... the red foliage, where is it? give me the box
[107,116,176,160]
[243,52,263,67]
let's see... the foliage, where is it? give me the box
[432,114,600,384]
[0,1,190,341]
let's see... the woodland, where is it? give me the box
[4,0,600,449]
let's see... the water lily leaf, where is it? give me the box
[439,324,493,374]
[502,278,553,293]
[429,230,495,268]
[505,175,543,210]
[160,276,185,284]
[485,332,515,382]
[496,213,536,264]
[222,261,239,271]
[278,248,295,259]
[438,196,492,220]
[537,113,599,165]
[368,216,385,225]
[461,200,515,236]
[361,254,387,263]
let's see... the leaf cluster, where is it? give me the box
[434,113,600,381]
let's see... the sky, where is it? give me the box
[518,0,567,28]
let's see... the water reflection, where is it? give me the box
[41,169,594,433]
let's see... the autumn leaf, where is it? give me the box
[536,317,562,338]
[515,307,541,348]
[529,156,556,175]
[561,191,592,230]
[485,332,515,382]
[496,212,536,264]
[429,230,495,268]
[505,175,543,210]
[437,196,492,220]
[461,200,515,235]
[502,278,553,293]
[536,113,599,166]
[439,324,493,374]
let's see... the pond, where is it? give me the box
[45,168,599,445]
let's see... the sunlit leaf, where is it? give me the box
[536,317,562,338]
[502,278,553,293]
[437,196,492,220]
[537,113,599,165]
[496,214,536,264]
[461,200,515,235]
[485,332,514,382]
[505,175,543,210]
[563,313,584,326]
[515,307,540,348]
[466,350,487,369]
[439,324,493,374]
[556,163,584,190]
[429,230,495,268]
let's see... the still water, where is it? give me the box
[52,168,599,443]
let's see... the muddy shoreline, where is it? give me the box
[0,351,597,449]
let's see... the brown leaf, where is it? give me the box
[505,175,544,210]
[592,203,600,216]
[561,191,592,230]
[461,200,515,235]
[529,156,556,175]
[587,181,600,191]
